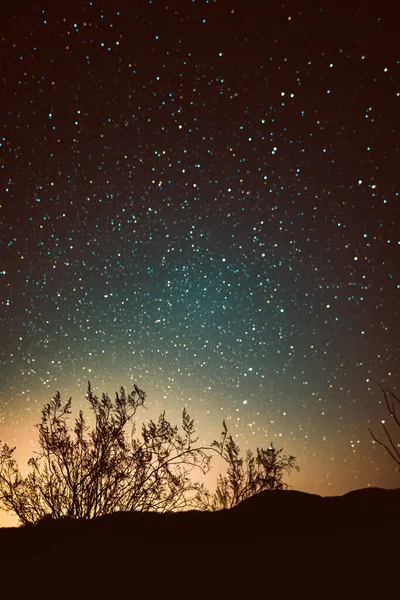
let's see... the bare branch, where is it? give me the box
[369,386,400,471]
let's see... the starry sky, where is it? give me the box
[1,0,399,525]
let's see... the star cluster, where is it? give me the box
[0,1,399,525]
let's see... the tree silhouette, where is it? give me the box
[369,386,400,471]
[0,383,213,524]
[198,421,299,510]
[0,383,299,524]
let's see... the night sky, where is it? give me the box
[1,0,399,525]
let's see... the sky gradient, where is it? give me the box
[1,0,399,526]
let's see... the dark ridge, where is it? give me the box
[0,487,398,594]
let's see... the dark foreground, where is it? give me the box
[0,487,398,596]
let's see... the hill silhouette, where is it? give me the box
[0,487,398,595]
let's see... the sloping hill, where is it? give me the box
[0,487,398,595]
[231,486,400,535]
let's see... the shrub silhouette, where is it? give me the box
[0,382,298,524]
[202,421,299,510]
[369,386,400,471]
[0,383,212,523]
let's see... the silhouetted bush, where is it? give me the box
[200,421,299,509]
[0,382,298,524]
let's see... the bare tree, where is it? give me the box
[369,385,400,471]
[198,421,299,510]
[0,383,212,524]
